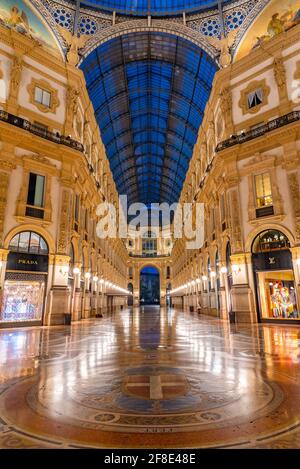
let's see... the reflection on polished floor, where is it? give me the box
[1,307,300,449]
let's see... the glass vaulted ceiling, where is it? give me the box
[81,33,218,205]
[82,0,232,16]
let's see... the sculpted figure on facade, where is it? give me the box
[58,27,90,66]
[274,57,287,100]
[9,54,22,100]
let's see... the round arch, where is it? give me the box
[3,224,55,254]
[138,262,163,276]
[70,236,80,264]
[79,21,218,65]
[221,236,231,264]
[245,224,295,252]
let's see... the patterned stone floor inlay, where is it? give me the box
[1,307,300,448]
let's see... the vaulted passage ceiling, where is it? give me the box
[81,32,217,205]
[81,0,231,16]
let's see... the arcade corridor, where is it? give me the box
[0,308,300,449]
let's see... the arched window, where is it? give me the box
[8,231,48,255]
[252,230,290,253]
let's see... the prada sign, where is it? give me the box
[7,252,48,272]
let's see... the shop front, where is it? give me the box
[252,230,299,323]
[0,231,49,327]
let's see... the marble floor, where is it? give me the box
[1,306,300,449]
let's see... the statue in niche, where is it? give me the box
[58,27,90,66]
[206,30,239,68]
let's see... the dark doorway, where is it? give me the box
[128,283,133,306]
[140,266,160,305]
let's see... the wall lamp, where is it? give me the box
[59,266,69,277]
[232,264,241,274]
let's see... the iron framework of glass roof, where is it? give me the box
[81,32,218,205]
[81,0,232,16]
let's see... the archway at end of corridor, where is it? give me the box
[140,266,160,305]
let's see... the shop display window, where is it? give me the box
[0,280,45,323]
[257,271,299,320]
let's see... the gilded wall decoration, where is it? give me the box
[8,54,22,101]
[235,0,300,61]
[0,172,10,242]
[288,172,300,241]
[57,188,71,254]
[273,57,288,102]
[0,0,61,54]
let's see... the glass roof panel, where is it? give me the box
[81,32,218,205]
[82,1,232,16]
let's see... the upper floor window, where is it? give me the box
[255,173,273,208]
[255,173,274,218]
[247,88,263,109]
[34,86,51,108]
[26,172,45,219]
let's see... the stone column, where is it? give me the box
[48,186,72,325]
[48,254,71,325]
[72,263,82,321]
[227,185,256,323]
[91,273,98,317]
[83,273,91,319]
[230,253,256,324]
[219,264,228,320]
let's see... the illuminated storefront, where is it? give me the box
[252,230,299,323]
[0,231,49,327]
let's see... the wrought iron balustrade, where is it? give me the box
[216,111,300,152]
[0,110,84,152]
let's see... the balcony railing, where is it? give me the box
[216,111,300,152]
[0,110,84,152]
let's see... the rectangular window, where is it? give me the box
[248,89,263,109]
[255,173,273,208]
[34,87,51,108]
[26,173,45,218]
[27,173,45,207]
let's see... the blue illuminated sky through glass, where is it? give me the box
[81,32,218,206]
[83,0,231,15]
